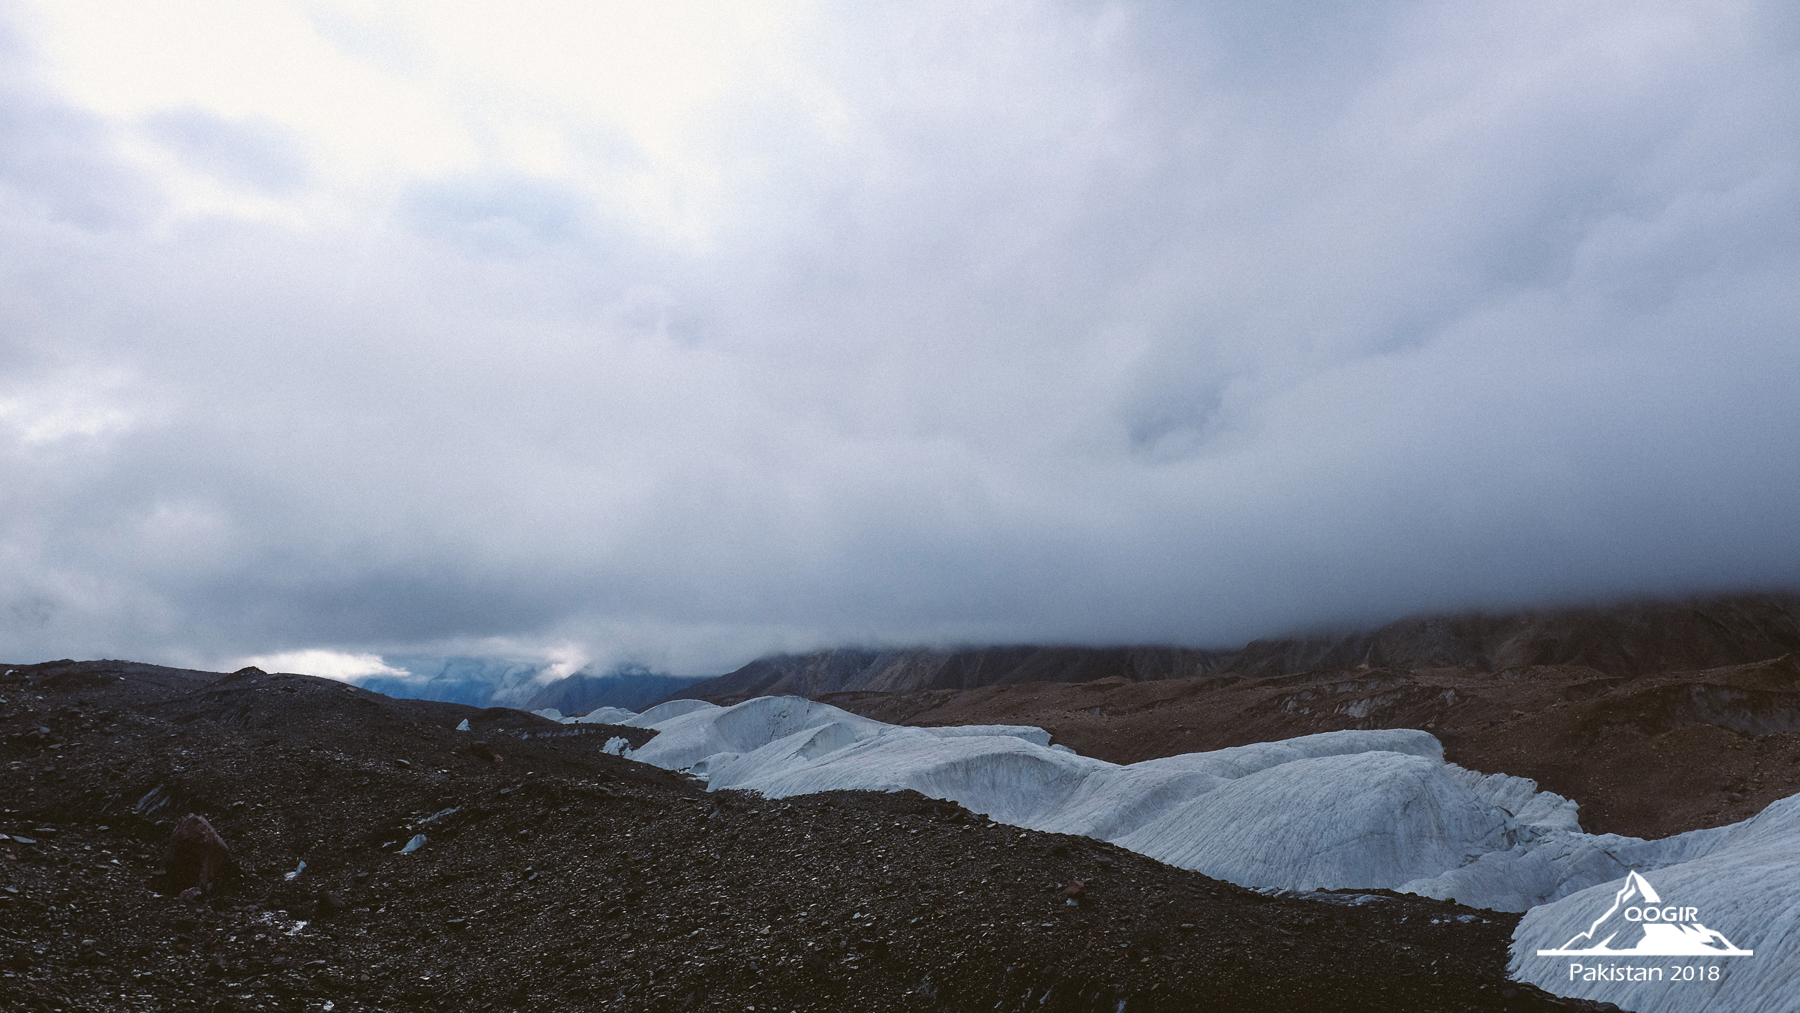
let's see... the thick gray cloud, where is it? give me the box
[1,1,1797,675]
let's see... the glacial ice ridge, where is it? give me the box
[609,695,1798,1011]
[617,695,1608,911]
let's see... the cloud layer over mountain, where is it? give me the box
[2,1,1797,674]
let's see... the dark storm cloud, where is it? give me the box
[1,0,1797,676]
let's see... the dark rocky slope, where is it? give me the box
[1,659,1610,1012]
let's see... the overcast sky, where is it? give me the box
[2,1,1797,678]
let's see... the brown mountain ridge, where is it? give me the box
[675,592,1800,700]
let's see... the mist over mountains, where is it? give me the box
[3,4,1796,1006]
[3,2,1798,676]
[346,591,1800,714]
[349,658,709,711]
[350,657,551,707]
[521,667,714,714]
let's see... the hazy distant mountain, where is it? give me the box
[522,665,712,714]
[352,656,550,706]
[671,592,1800,700]
[348,657,708,712]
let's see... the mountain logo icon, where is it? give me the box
[1537,871,1753,957]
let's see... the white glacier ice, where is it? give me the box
[570,706,640,724]
[524,704,646,725]
[624,699,722,727]
[621,696,1582,906]
[621,694,1800,1011]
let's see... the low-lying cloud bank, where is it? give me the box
[1,2,1797,672]
[345,658,708,711]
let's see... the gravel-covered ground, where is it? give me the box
[1,659,1623,1012]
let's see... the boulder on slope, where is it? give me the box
[162,813,232,895]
